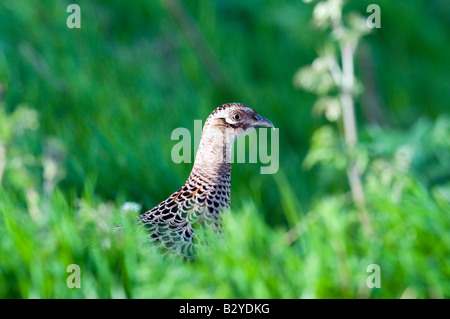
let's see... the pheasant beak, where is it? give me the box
[252,114,275,129]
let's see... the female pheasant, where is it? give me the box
[137,103,274,258]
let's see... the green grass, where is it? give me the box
[0,169,448,298]
[0,0,449,298]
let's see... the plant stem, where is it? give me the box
[340,42,373,236]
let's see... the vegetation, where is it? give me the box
[0,0,448,298]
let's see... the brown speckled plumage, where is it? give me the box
[137,103,274,258]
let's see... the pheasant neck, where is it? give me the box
[191,127,234,180]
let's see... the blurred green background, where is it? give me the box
[0,0,449,298]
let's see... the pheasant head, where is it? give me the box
[195,103,274,169]
[138,103,274,258]
[206,102,274,137]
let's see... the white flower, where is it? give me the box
[120,201,142,213]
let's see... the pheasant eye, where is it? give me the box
[232,113,241,121]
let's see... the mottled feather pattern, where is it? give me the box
[138,165,231,258]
